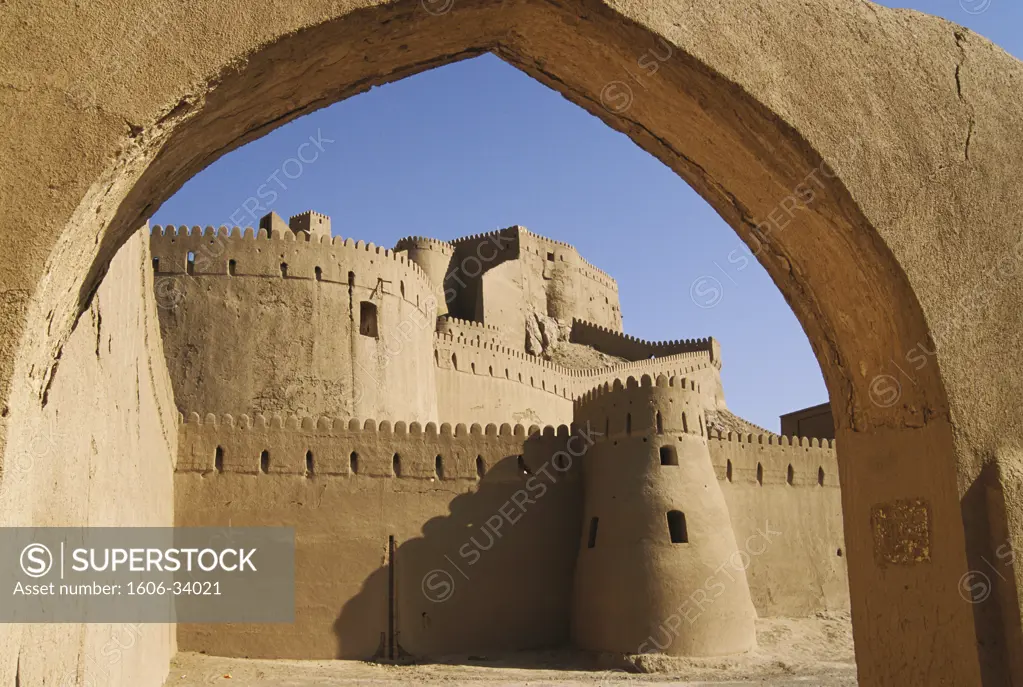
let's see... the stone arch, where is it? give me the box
[2,1,1022,685]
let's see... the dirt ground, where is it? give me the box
[165,613,857,686]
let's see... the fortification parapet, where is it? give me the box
[288,211,331,240]
[436,315,507,346]
[707,431,839,488]
[570,319,719,365]
[176,411,578,484]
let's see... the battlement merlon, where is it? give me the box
[570,319,721,368]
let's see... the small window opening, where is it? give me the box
[350,451,359,475]
[260,450,269,474]
[626,413,632,435]
[392,453,402,477]
[726,459,733,482]
[186,251,195,275]
[756,463,764,485]
[280,262,289,278]
[475,455,486,479]
[435,455,444,479]
[656,412,663,434]
[787,464,794,485]
[228,259,237,276]
[360,301,378,337]
[659,445,678,466]
[306,450,314,477]
[400,281,405,297]
[517,455,532,475]
[681,413,689,434]
[314,266,322,281]
[667,510,688,544]
[152,257,160,272]
[214,446,223,473]
[451,353,458,368]
[547,252,555,261]
[348,271,356,287]
[818,467,825,486]
[587,517,599,549]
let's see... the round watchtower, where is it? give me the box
[571,374,756,656]
[395,236,455,317]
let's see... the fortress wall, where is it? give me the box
[0,231,177,687]
[435,315,507,347]
[708,434,849,616]
[433,334,576,426]
[570,319,719,363]
[174,415,582,659]
[151,227,438,423]
[434,333,721,427]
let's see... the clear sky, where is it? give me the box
[151,0,1020,431]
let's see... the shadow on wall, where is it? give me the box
[334,448,583,662]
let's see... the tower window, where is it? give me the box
[359,301,378,337]
[392,453,402,477]
[547,252,555,261]
[314,266,322,281]
[626,413,632,435]
[280,262,289,278]
[656,412,663,434]
[228,259,237,276]
[587,517,599,549]
[726,459,733,482]
[186,251,195,275]
[659,445,678,466]
[348,271,356,287]
[435,455,444,479]
[350,451,359,475]
[152,257,160,272]
[667,510,688,544]
[818,466,825,486]
[306,450,314,477]
[517,455,531,475]
[476,455,486,479]
[756,463,764,486]
[787,464,794,485]
[260,450,269,474]
[214,446,224,473]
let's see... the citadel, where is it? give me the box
[155,211,848,660]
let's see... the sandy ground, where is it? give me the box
[165,614,857,686]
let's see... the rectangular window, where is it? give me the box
[659,445,678,466]
[360,301,378,338]
[587,517,599,549]
[667,510,688,544]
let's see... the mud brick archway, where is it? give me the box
[1,1,1022,685]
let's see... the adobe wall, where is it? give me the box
[433,334,722,427]
[0,230,177,687]
[709,433,849,616]
[571,375,758,657]
[171,395,847,660]
[151,227,438,423]
[395,236,455,318]
[441,227,621,348]
[174,415,583,659]
[570,319,721,364]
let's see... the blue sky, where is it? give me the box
[152,1,1020,431]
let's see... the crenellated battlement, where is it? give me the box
[175,411,578,481]
[570,319,718,363]
[150,224,434,296]
[707,429,839,488]
[394,235,455,256]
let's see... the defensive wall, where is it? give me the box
[570,319,722,365]
[150,225,438,423]
[435,315,507,347]
[394,236,456,317]
[433,333,723,426]
[173,375,846,659]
